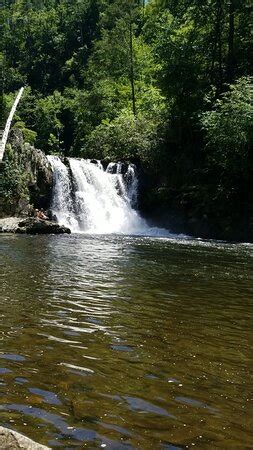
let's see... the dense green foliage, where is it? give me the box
[201,77,252,170]
[1,0,252,238]
[0,143,30,213]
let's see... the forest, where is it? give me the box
[1,0,252,240]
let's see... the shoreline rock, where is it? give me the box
[0,217,20,233]
[0,217,71,235]
[0,426,50,449]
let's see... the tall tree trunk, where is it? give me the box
[0,56,5,126]
[217,0,223,94]
[129,18,136,116]
[209,16,218,84]
[227,0,235,83]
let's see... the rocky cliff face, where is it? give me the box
[0,129,53,217]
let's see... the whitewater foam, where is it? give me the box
[48,156,174,237]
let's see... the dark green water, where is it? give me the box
[0,234,252,449]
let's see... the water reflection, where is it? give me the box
[0,234,252,448]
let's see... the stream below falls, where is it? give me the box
[0,234,252,449]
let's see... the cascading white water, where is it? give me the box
[47,156,171,236]
[68,158,147,234]
[47,155,79,231]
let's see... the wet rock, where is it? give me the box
[27,144,53,210]
[120,162,128,175]
[0,426,49,449]
[17,218,71,235]
[0,217,20,233]
[100,157,111,171]
[0,217,71,234]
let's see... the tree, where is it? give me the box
[201,77,253,172]
[1,0,252,238]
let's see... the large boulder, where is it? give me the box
[0,426,49,449]
[0,217,20,233]
[0,217,71,234]
[17,218,71,234]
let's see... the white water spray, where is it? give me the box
[48,156,170,236]
[47,156,79,231]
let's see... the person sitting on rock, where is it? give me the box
[37,208,49,221]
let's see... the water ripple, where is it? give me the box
[0,234,252,449]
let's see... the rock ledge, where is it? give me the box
[0,217,71,235]
[0,426,50,449]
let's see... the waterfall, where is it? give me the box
[47,156,79,231]
[48,156,152,234]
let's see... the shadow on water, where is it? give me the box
[0,234,252,448]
